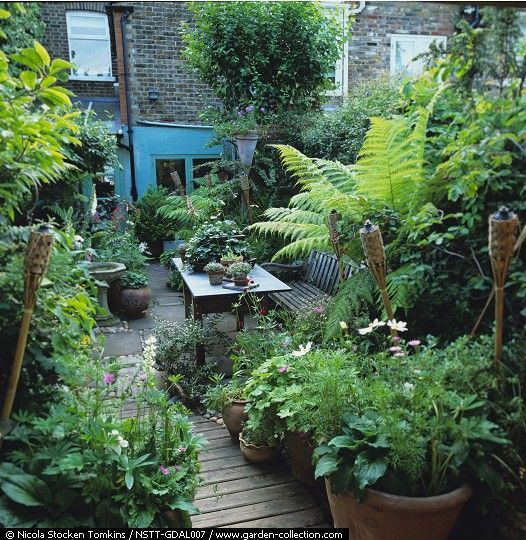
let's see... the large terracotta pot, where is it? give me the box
[239,431,278,464]
[222,400,248,441]
[325,478,473,540]
[121,286,151,318]
[284,431,316,486]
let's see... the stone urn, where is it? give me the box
[87,262,126,326]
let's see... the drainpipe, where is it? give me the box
[120,10,138,201]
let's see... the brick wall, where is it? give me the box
[349,1,459,83]
[40,2,117,99]
[124,1,218,125]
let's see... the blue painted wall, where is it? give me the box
[120,124,222,199]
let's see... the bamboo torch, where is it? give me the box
[360,220,396,334]
[1,225,54,421]
[328,210,345,281]
[489,206,519,368]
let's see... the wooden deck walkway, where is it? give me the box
[190,415,331,528]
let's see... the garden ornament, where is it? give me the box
[235,131,259,221]
[1,225,54,421]
[488,206,520,368]
[360,220,396,335]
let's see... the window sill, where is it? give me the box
[69,76,116,82]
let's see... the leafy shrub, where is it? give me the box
[135,187,178,244]
[184,1,345,113]
[120,271,149,289]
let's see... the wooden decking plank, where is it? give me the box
[199,445,241,462]
[202,462,285,486]
[200,429,232,441]
[195,471,293,499]
[309,523,333,528]
[191,493,318,528]
[189,416,210,425]
[205,436,236,450]
[194,423,227,433]
[196,482,304,514]
[200,454,247,472]
[225,507,328,528]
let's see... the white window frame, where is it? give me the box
[66,11,114,82]
[324,1,349,97]
[390,34,447,78]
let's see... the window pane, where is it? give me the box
[70,38,111,77]
[68,15,108,37]
[395,40,415,75]
[156,159,186,194]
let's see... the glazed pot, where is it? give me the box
[222,399,248,441]
[207,271,225,286]
[284,431,316,486]
[325,479,473,540]
[148,240,163,259]
[239,431,278,464]
[120,286,151,318]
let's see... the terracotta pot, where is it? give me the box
[120,286,151,318]
[207,271,225,285]
[325,478,473,540]
[284,431,316,486]
[233,276,250,287]
[222,400,248,441]
[239,431,278,464]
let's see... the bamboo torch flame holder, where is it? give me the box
[360,221,396,333]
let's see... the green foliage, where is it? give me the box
[94,229,149,275]
[0,3,45,66]
[120,271,148,289]
[183,1,346,112]
[203,378,244,414]
[136,187,179,244]
[299,77,403,164]
[166,269,183,292]
[226,261,251,279]
[203,262,226,274]
[0,40,78,221]
[153,320,218,407]
[185,219,251,269]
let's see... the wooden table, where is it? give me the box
[173,258,291,363]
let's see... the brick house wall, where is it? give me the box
[348,1,459,82]
[40,1,117,100]
[125,1,218,125]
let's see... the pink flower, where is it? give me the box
[178,447,187,453]
[389,346,402,352]
[408,340,421,347]
[313,306,325,314]
[393,352,406,358]
[138,372,147,381]
[278,365,289,373]
[103,373,115,385]
[160,465,170,475]
[391,335,401,341]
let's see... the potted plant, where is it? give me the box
[120,270,151,317]
[204,378,248,441]
[312,325,508,539]
[203,262,226,285]
[185,219,251,272]
[239,421,279,464]
[220,248,244,267]
[226,261,252,286]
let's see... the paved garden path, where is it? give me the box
[102,263,331,528]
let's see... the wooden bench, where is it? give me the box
[260,250,354,311]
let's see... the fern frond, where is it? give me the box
[263,207,325,225]
[324,270,376,339]
[384,263,427,314]
[272,235,331,261]
[248,221,327,242]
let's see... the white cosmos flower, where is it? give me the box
[403,382,415,393]
[358,326,374,335]
[340,321,348,330]
[292,342,313,357]
[387,319,408,332]
[370,318,386,328]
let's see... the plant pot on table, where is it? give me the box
[324,478,472,540]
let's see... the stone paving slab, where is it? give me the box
[103,330,142,357]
